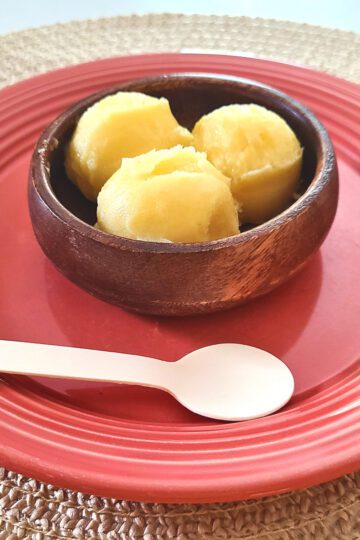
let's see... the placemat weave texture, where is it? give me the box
[0,13,359,540]
[0,13,359,87]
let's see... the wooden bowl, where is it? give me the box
[29,74,338,316]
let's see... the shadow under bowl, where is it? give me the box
[28,73,338,316]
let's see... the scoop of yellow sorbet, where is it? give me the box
[97,146,239,243]
[193,104,303,224]
[65,92,193,201]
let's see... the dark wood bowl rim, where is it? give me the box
[31,73,336,254]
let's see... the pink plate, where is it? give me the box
[0,53,359,503]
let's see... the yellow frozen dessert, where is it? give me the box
[193,104,303,224]
[97,146,240,243]
[65,92,193,201]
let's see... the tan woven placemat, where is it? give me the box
[0,13,359,87]
[0,13,359,540]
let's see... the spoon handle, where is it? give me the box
[0,340,171,390]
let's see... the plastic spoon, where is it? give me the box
[0,340,294,421]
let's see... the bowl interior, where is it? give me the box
[48,76,319,230]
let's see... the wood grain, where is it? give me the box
[28,74,338,315]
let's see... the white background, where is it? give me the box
[0,0,359,35]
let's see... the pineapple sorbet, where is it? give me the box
[65,92,193,201]
[97,146,239,243]
[193,104,303,224]
[65,90,303,243]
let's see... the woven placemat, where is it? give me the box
[0,13,360,87]
[0,13,359,540]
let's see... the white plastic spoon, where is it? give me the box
[0,340,294,421]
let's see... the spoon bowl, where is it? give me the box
[174,344,294,421]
